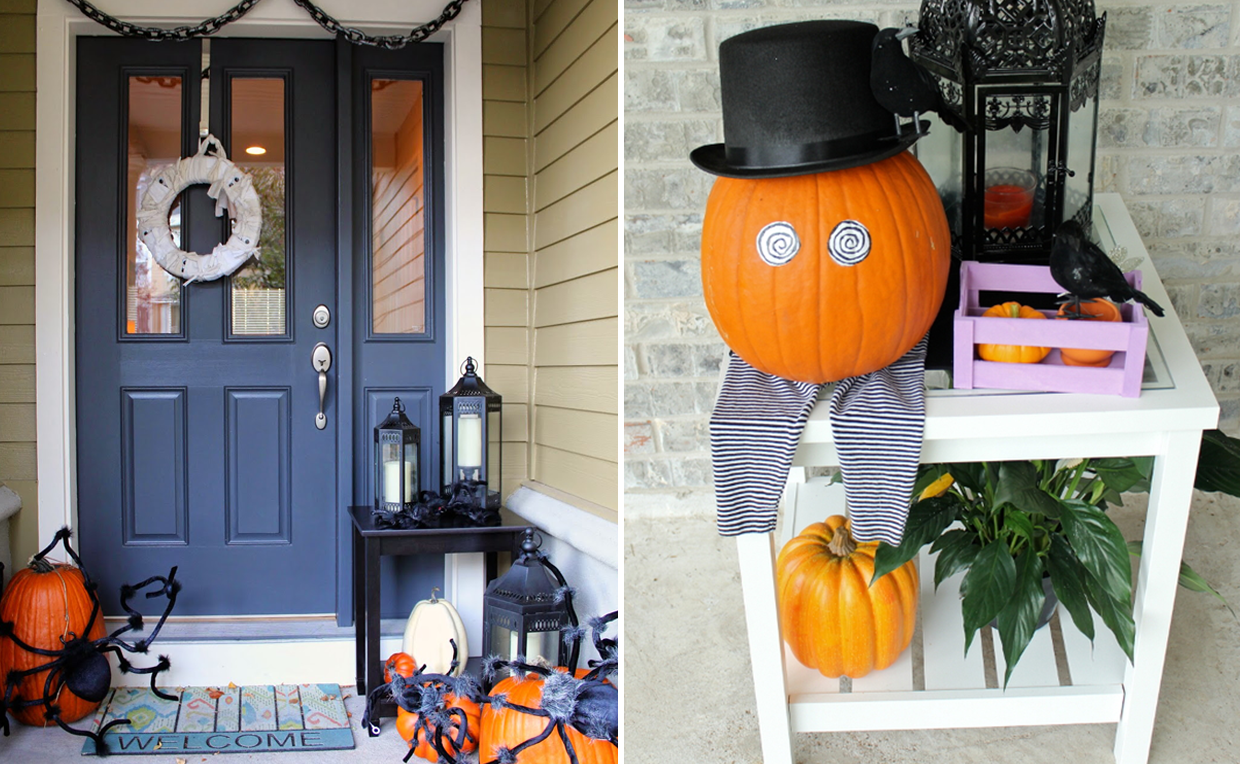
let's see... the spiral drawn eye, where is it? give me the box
[755,221,800,266]
[828,220,871,266]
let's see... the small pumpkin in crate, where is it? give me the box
[1056,297,1122,367]
[0,557,108,725]
[978,301,1051,364]
[402,587,467,677]
[700,150,951,384]
[776,516,919,678]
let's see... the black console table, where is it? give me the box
[348,506,528,712]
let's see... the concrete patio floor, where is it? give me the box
[625,491,1240,764]
[2,689,411,762]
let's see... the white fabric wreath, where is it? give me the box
[137,134,263,284]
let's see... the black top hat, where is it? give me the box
[690,20,922,179]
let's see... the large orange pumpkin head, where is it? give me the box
[701,150,951,383]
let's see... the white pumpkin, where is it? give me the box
[401,587,468,676]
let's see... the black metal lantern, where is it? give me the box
[910,0,1105,263]
[482,528,569,672]
[374,397,420,514]
[440,356,502,509]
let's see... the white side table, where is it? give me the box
[736,194,1219,764]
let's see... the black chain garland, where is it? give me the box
[63,0,469,48]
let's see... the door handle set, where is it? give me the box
[312,342,332,430]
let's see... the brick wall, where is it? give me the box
[623,0,1240,516]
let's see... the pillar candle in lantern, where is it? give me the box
[383,460,414,503]
[457,413,483,470]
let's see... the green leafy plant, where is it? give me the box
[866,440,1240,687]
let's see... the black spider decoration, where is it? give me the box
[362,638,483,763]
[361,614,619,764]
[477,612,619,763]
[372,480,502,530]
[0,527,180,755]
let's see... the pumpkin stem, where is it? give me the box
[430,586,440,603]
[28,555,55,574]
[827,525,858,557]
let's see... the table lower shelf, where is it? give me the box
[780,480,1130,733]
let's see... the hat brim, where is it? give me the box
[689,123,927,179]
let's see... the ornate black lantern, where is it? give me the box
[910,0,1105,263]
[481,529,570,672]
[374,397,420,514]
[440,357,502,509]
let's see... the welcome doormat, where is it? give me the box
[82,684,355,755]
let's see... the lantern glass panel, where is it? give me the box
[487,408,501,494]
[981,101,1051,232]
[1063,94,1098,226]
[489,623,554,666]
[441,411,453,487]
[404,442,419,497]
[914,113,964,231]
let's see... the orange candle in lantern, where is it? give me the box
[983,169,1036,229]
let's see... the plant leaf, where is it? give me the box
[995,551,1047,687]
[913,464,952,498]
[1003,508,1035,545]
[1084,573,1135,662]
[948,462,986,496]
[1047,535,1095,643]
[1090,458,1150,494]
[994,462,1060,517]
[1128,540,1235,617]
[1057,498,1133,607]
[871,495,961,584]
[960,541,1017,655]
[931,529,980,590]
[1196,430,1240,496]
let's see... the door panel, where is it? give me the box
[351,44,447,618]
[76,38,338,615]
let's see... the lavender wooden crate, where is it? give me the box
[953,262,1150,397]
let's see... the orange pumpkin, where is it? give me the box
[978,301,1051,363]
[0,558,108,725]
[396,688,480,762]
[776,516,919,678]
[480,670,617,764]
[384,651,417,683]
[1057,298,1122,367]
[700,150,951,383]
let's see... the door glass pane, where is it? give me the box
[230,78,287,336]
[126,75,183,335]
[371,78,427,335]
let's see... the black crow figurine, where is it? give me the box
[1050,220,1165,318]
[870,26,968,137]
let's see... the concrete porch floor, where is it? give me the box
[2,690,410,762]
[625,491,1240,764]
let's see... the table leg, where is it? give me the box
[736,532,795,764]
[353,528,365,694]
[365,537,383,703]
[1113,430,1202,764]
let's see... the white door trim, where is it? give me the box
[33,0,485,627]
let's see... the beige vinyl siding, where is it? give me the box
[0,0,38,575]
[482,0,532,501]
[529,0,618,514]
[482,0,617,516]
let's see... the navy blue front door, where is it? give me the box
[74,37,446,618]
